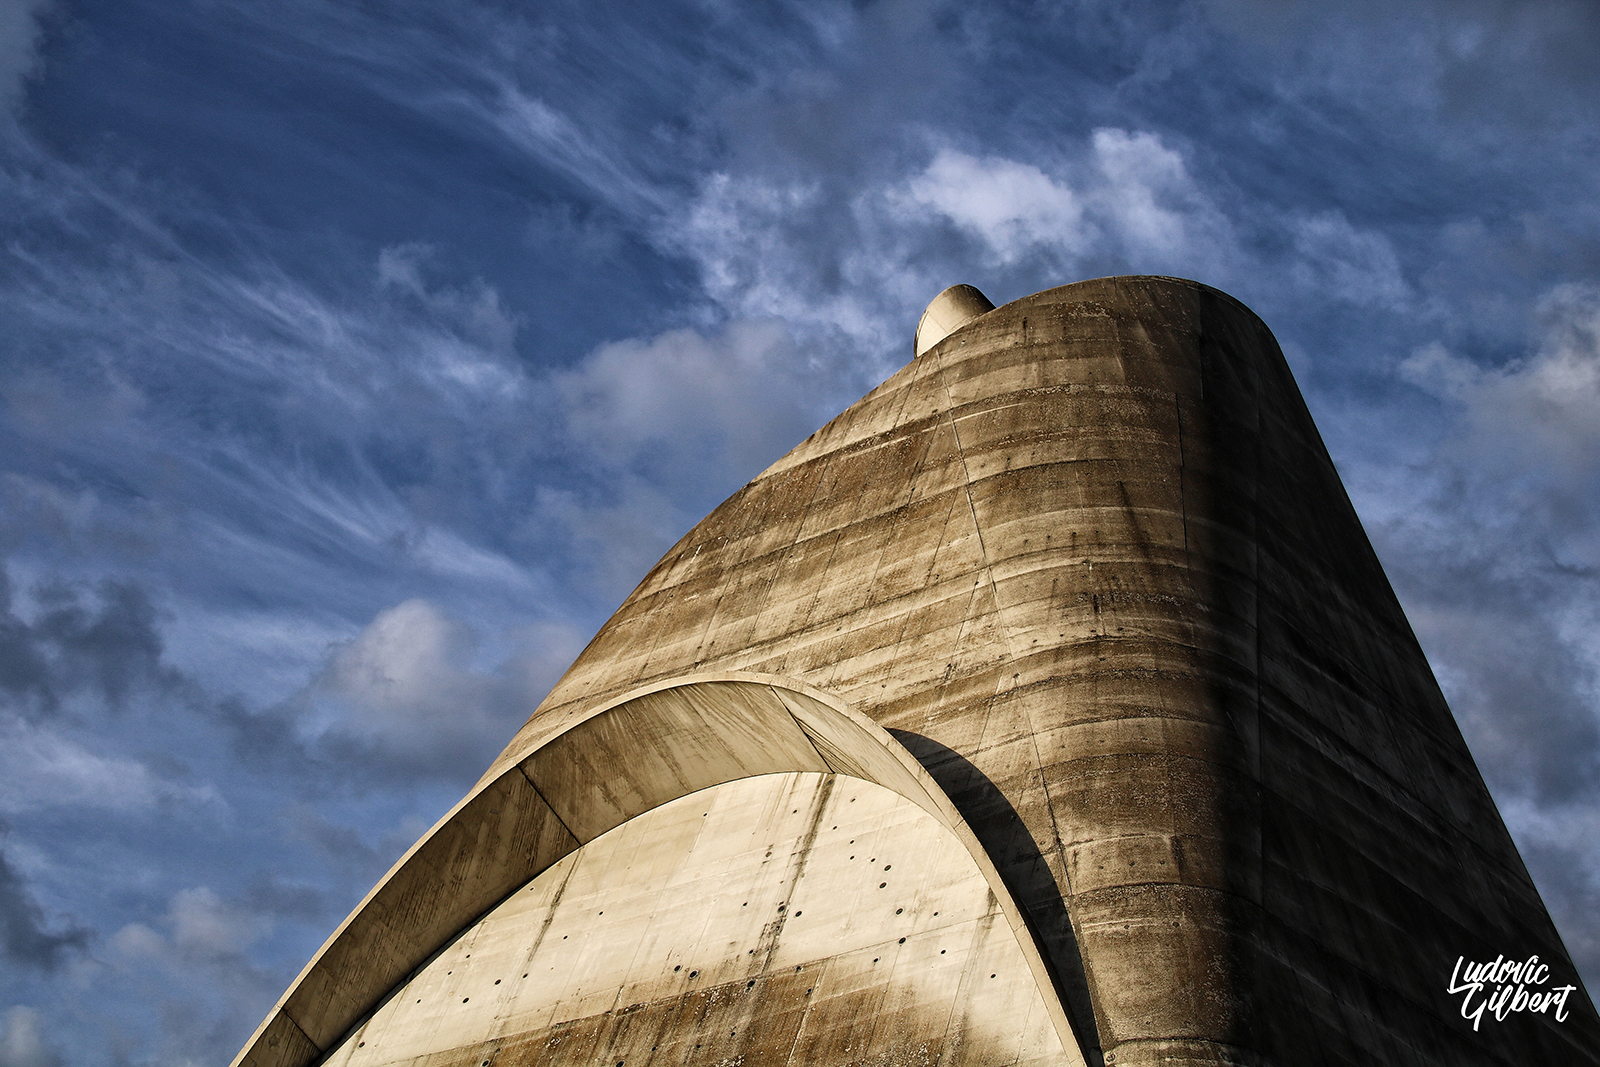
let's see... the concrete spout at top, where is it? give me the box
[915,283,995,356]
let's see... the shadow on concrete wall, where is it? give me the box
[891,730,1103,1065]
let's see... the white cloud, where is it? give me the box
[668,173,906,354]
[108,922,164,959]
[1088,128,1197,256]
[376,243,522,362]
[169,887,268,962]
[541,319,857,596]
[313,598,501,737]
[296,598,580,776]
[406,527,542,591]
[0,718,223,816]
[100,887,287,1067]
[1401,282,1600,489]
[479,86,663,215]
[558,320,824,475]
[1289,210,1410,309]
[109,887,270,965]
[891,130,1239,280]
[902,149,1088,264]
[0,1006,59,1067]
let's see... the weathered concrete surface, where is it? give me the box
[231,676,1085,1067]
[325,773,1070,1067]
[238,275,1600,1067]
[485,276,1598,1065]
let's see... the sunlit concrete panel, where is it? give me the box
[325,773,1070,1067]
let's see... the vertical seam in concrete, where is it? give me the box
[757,774,835,973]
[927,349,1013,778]
[512,856,580,1034]
[877,418,944,693]
[1176,398,1189,568]
[931,340,1075,972]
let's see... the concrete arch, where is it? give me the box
[232,673,1092,1067]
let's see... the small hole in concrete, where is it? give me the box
[494,979,500,985]
[675,965,681,972]
[899,937,906,944]
[896,908,903,914]
[690,970,698,977]
[747,981,756,989]
[879,882,887,888]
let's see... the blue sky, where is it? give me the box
[2,1,1599,1064]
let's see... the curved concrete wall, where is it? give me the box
[323,771,1075,1067]
[239,275,1600,1067]
[484,277,1597,1065]
[231,675,1087,1067]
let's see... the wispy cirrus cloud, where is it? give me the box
[0,0,49,116]
[2,2,1600,1062]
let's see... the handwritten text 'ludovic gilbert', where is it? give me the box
[1448,955,1576,1030]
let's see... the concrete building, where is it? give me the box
[234,276,1600,1067]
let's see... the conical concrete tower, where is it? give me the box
[235,276,1600,1067]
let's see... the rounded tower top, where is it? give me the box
[914,283,995,357]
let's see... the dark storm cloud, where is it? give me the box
[0,570,177,716]
[1377,281,1600,801]
[1523,835,1600,984]
[0,840,88,970]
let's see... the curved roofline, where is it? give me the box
[231,672,1092,1067]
